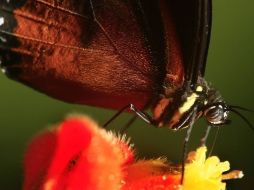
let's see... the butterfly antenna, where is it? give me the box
[229,105,254,112]
[227,108,254,133]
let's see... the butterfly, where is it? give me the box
[0,0,252,133]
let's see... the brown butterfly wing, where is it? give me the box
[0,0,184,109]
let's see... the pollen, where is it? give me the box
[183,146,243,190]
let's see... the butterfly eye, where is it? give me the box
[204,104,229,125]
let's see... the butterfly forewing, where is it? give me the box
[0,0,182,109]
[0,0,213,113]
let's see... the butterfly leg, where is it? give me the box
[200,125,212,146]
[113,102,152,132]
[103,104,154,128]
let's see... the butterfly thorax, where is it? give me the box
[153,77,229,130]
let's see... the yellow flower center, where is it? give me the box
[183,146,243,190]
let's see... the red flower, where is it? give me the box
[23,115,243,190]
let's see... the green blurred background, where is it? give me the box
[0,0,254,189]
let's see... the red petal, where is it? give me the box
[123,175,180,190]
[23,115,132,190]
[122,160,181,190]
[23,129,57,190]
[23,115,181,190]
